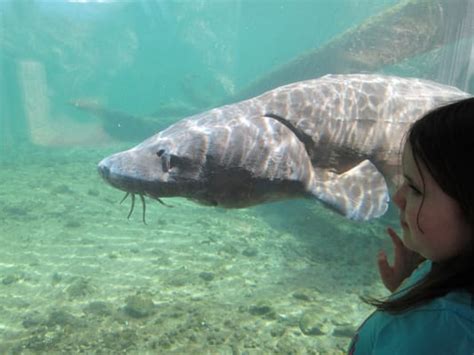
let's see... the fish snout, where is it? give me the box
[97,158,111,181]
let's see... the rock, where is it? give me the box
[108,252,119,259]
[124,295,156,318]
[53,184,73,194]
[299,311,331,336]
[22,312,46,328]
[248,303,276,319]
[270,324,287,337]
[83,301,113,317]
[3,206,29,218]
[51,272,62,285]
[102,329,138,350]
[292,291,312,302]
[199,272,215,282]
[242,247,258,257]
[87,189,99,196]
[47,309,81,327]
[2,274,20,285]
[64,219,81,228]
[333,324,357,338]
[66,277,95,299]
[219,244,239,256]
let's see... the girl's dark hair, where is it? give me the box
[366,97,474,314]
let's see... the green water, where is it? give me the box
[0,0,472,353]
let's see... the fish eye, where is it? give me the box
[157,149,165,157]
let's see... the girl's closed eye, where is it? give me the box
[402,174,422,195]
[407,183,422,195]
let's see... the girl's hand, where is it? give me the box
[377,227,424,292]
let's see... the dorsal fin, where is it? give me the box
[264,113,314,154]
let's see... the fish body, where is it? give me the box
[98,74,471,220]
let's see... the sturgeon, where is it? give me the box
[98,74,471,221]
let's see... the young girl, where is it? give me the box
[348,97,474,354]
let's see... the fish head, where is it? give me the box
[97,119,210,203]
[98,112,312,208]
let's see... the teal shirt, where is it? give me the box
[348,260,474,355]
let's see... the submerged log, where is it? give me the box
[234,0,473,101]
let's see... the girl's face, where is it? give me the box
[392,143,471,261]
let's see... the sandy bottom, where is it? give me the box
[0,146,394,354]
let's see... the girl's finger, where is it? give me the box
[377,250,392,276]
[387,227,403,247]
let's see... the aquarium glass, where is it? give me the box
[0,0,473,352]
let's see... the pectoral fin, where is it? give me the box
[311,160,389,221]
